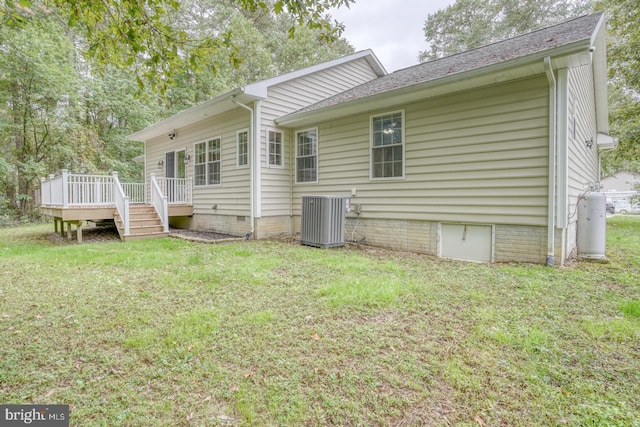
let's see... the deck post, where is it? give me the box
[77,221,84,244]
[40,177,46,206]
[61,169,69,208]
[49,174,54,206]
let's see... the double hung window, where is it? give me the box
[268,130,283,167]
[194,137,221,186]
[237,130,248,166]
[296,129,317,183]
[371,111,404,179]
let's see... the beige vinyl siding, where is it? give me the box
[259,127,292,217]
[567,64,599,224]
[292,75,550,227]
[260,57,380,217]
[264,58,380,119]
[146,107,252,216]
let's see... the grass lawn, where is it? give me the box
[1,217,639,426]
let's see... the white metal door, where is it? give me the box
[441,223,493,262]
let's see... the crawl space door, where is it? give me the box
[441,224,493,262]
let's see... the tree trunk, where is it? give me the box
[10,80,24,213]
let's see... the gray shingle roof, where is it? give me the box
[288,12,603,116]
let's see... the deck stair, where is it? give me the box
[114,204,169,241]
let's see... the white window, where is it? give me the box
[371,111,404,179]
[296,128,317,183]
[237,130,248,167]
[194,137,221,186]
[268,129,283,167]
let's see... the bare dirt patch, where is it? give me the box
[47,222,120,244]
[169,228,240,243]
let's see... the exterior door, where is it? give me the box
[165,152,176,179]
[164,151,185,202]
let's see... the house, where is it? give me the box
[601,171,640,213]
[126,50,387,237]
[42,13,612,265]
[601,171,639,192]
[274,11,612,266]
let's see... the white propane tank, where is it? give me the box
[577,192,607,259]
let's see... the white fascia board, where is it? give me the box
[127,88,268,142]
[127,88,245,142]
[277,40,593,128]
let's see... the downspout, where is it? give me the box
[231,96,255,236]
[144,141,148,204]
[289,129,294,218]
[544,56,557,267]
[556,68,568,229]
[254,100,262,219]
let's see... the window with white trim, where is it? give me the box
[371,111,404,179]
[296,128,317,183]
[268,129,283,167]
[194,137,221,186]
[237,130,248,166]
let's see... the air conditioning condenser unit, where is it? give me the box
[301,195,348,248]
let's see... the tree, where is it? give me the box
[0,8,162,218]
[420,0,592,61]
[420,0,639,175]
[0,14,80,216]
[1,0,354,93]
[160,0,354,113]
[80,66,162,181]
[595,0,640,174]
[0,0,356,221]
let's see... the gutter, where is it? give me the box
[128,88,243,142]
[544,56,557,267]
[231,96,255,236]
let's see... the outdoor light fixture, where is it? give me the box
[585,137,594,149]
[184,154,191,164]
[168,130,177,140]
[157,160,164,168]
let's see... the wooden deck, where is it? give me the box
[39,171,193,243]
[40,204,193,243]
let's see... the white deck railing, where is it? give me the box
[40,171,193,208]
[156,177,192,204]
[112,172,130,236]
[68,174,114,206]
[40,171,114,207]
[121,182,146,204]
[150,174,169,233]
[39,171,191,236]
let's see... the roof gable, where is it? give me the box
[128,50,386,142]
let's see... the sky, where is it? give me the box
[329,0,457,73]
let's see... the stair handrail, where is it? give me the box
[112,171,130,236]
[150,173,169,232]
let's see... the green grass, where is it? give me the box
[1,218,639,426]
